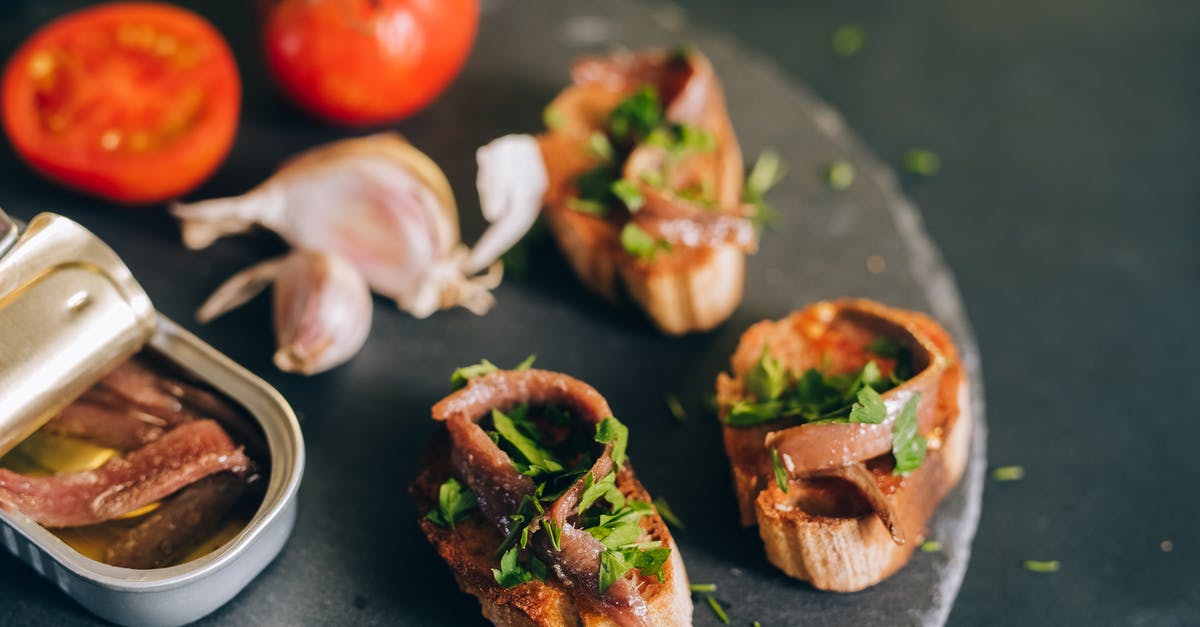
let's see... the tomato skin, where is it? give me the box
[263,0,479,126]
[1,2,241,205]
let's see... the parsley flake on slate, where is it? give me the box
[688,583,717,593]
[902,149,941,176]
[825,159,855,190]
[831,23,865,57]
[1023,560,1060,573]
[891,394,927,475]
[705,595,731,624]
[770,447,789,493]
[920,540,942,553]
[991,465,1025,481]
[619,222,670,260]
[665,394,687,422]
[425,478,477,530]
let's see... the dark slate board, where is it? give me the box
[0,0,985,625]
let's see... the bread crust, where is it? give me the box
[717,300,971,591]
[411,436,692,626]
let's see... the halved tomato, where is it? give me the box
[2,3,241,205]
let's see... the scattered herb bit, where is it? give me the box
[619,222,670,260]
[578,471,624,514]
[991,465,1025,481]
[544,519,563,551]
[1023,560,1060,573]
[831,23,865,57]
[744,151,784,230]
[825,159,855,190]
[542,104,564,130]
[640,168,665,188]
[746,348,789,403]
[450,359,498,390]
[902,149,941,176]
[753,622,763,627]
[595,417,629,469]
[705,595,730,624]
[665,394,687,422]
[424,478,477,529]
[515,354,536,370]
[920,540,942,553]
[588,131,615,161]
[492,546,534,588]
[566,197,608,215]
[492,408,564,477]
[892,394,927,475]
[610,178,646,212]
[688,583,717,593]
[528,555,548,581]
[573,164,620,214]
[868,336,900,358]
[770,447,789,493]
[724,357,906,427]
[608,86,663,144]
[847,385,886,424]
[597,542,670,592]
[653,497,686,529]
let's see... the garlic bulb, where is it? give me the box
[197,250,371,375]
[172,134,513,319]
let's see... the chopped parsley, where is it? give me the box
[1023,560,1060,573]
[450,355,536,389]
[770,447,789,493]
[653,497,685,529]
[847,385,886,424]
[825,160,855,190]
[744,151,784,230]
[619,222,671,260]
[491,407,564,477]
[705,595,730,624]
[588,131,615,161]
[920,540,942,553]
[595,416,629,469]
[493,546,536,588]
[746,347,788,402]
[688,583,717,593]
[425,478,477,530]
[902,149,941,176]
[665,394,687,422]
[991,465,1025,481]
[543,104,565,130]
[610,178,645,212]
[607,86,662,144]
[867,336,901,358]
[891,394,927,475]
[832,24,865,57]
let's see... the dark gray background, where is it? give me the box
[0,1,1196,626]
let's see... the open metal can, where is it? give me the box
[0,211,305,626]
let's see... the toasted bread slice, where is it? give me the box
[412,435,692,627]
[716,300,970,591]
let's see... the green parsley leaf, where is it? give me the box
[825,160,855,190]
[599,548,634,592]
[619,222,670,260]
[492,546,534,588]
[868,336,900,358]
[608,86,663,143]
[831,24,865,57]
[753,622,763,627]
[653,497,686,529]
[544,519,562,551]
[640,168,665,188]
[892,394,927,475]
[902,149,941,176]
[595,417,629,469]
[492,408,564,476]
[567,198,608,215]
[515,354,537,370]
[1023,560,1060,573]
[848,385,886,424]
[723,399,784,426]
[528,555,548,581]
[770,447,789,493]
[688,583,717,593]
[991,465,1025,481]
[450,359,498,390]
[424,478,477,529]
[610,179,645,212]
[705,595,730,624]
[747,348,789,402]
[631,546,671,578]
[588,131,615,161]
[744,151,784,230]
[665,394,686,422]
[543,104,565,130]
[920,540,942,553]
[578,472,624,514]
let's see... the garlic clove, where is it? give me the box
[467,134,548,275]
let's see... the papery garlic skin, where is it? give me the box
[197,251,372,376]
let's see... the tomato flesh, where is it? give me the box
[263,0,478,126]
[2,3,241,204]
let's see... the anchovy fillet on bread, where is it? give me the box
[534,49,760,335]
[716,299,971,591]
[413,368,691,626]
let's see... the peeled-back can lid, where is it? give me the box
[0,211,156,457]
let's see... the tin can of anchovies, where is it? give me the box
[0,211,305,627]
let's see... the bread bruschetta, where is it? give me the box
[715,299,970,591]
[413,366,691,625]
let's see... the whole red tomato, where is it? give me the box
[262,0,479,126]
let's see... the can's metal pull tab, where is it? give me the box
[0,212,156,457]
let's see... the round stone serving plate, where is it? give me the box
[0,0,985,625]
